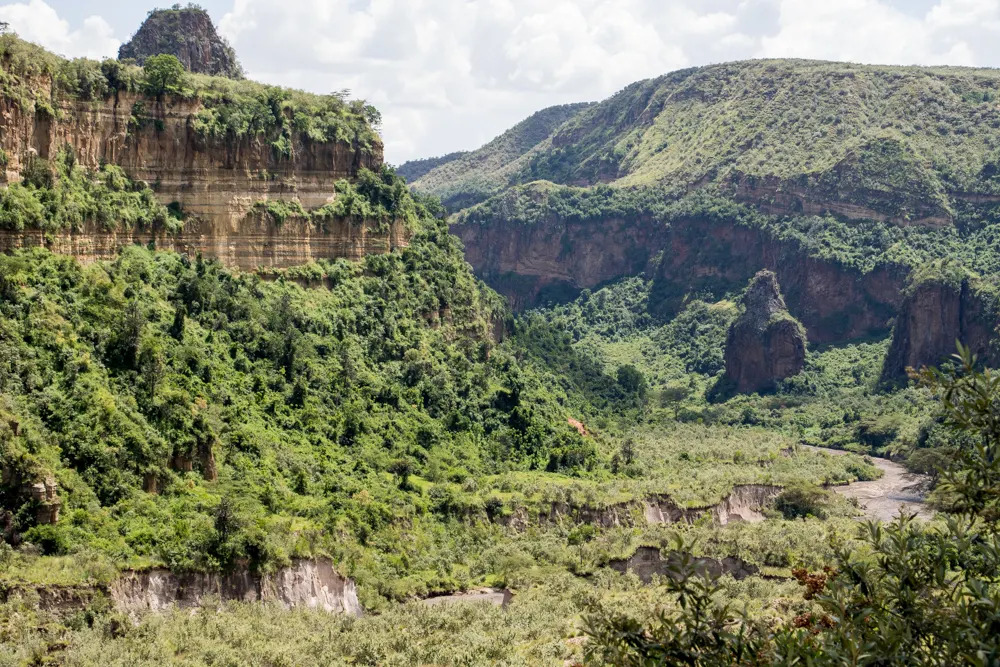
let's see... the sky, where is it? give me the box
[1,0,999,164]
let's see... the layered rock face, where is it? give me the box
[880,274,998,385]
[1,91,380,221]
[0,215,409,270]
[0,82,399,269]
[452,214,903,343]
[723,271,807,394]
[111,559,362,617]
[119,6,244,78]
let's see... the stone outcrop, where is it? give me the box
[608,547,759,584]
[422,588,513,608]
[119,6,244,78]
[110,559,361,617]
[1,464,61,537]
[723,271,807,394]
[880,271,998,385]
[452,213,904,344]
[498,484,782,531]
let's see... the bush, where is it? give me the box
[774,484,830,520]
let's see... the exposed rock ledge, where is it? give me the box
[0,215,410,270]
[723,270,807,394]
[499,484,783,530]
[110,559,361,617]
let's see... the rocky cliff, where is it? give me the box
[119,5,244,78]
[453,211,903,343]
[454,214,671,310]
[0,214,409,269]
[723,271,807,394]
[111,559,362,617]
[0,89,378,221]
[0,65,401,268]
[880,268,998,385]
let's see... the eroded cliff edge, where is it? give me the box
[0,37,405,270]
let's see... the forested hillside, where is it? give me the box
[418,59,1000,224]
[4,12,1000,665]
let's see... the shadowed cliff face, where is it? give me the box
[452,214,904,344]
[880,276,998,385]
[723,271,807,394]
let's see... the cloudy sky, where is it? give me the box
[1,0,998,163]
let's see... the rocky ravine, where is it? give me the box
[453,213,905,345]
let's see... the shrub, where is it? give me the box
[775,484,830,520]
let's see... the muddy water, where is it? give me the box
[805,446,932,521]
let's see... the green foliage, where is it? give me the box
[774,484,830,520]
[0,34,379,155]
[405,103,591,210]
[142,54,186,97]
[433,59,1000,214]
[0,148,170,232]
[586,344,1000,664]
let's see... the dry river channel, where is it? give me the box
[806,445,932,521]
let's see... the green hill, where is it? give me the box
[421,59,1000,225]
[403,102,592,210]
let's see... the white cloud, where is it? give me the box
[0,0,118,60]
[1,0,999,163]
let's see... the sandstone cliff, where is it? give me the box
[119,5,244,78]
[453,212,903,344]
[0,214,409,270]
[0,61,404,269]
[722,271,807,394]
[880,268,998,385]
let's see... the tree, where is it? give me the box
[616,364,647,398]
[143,54,186,97]
[388,458,415,490]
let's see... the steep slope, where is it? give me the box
[396,151,467,183]
[880,263,998,385]
[119,5,244,78]
[0,34,394,269]
[444,59,1000,371]
[404,102,592,210]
